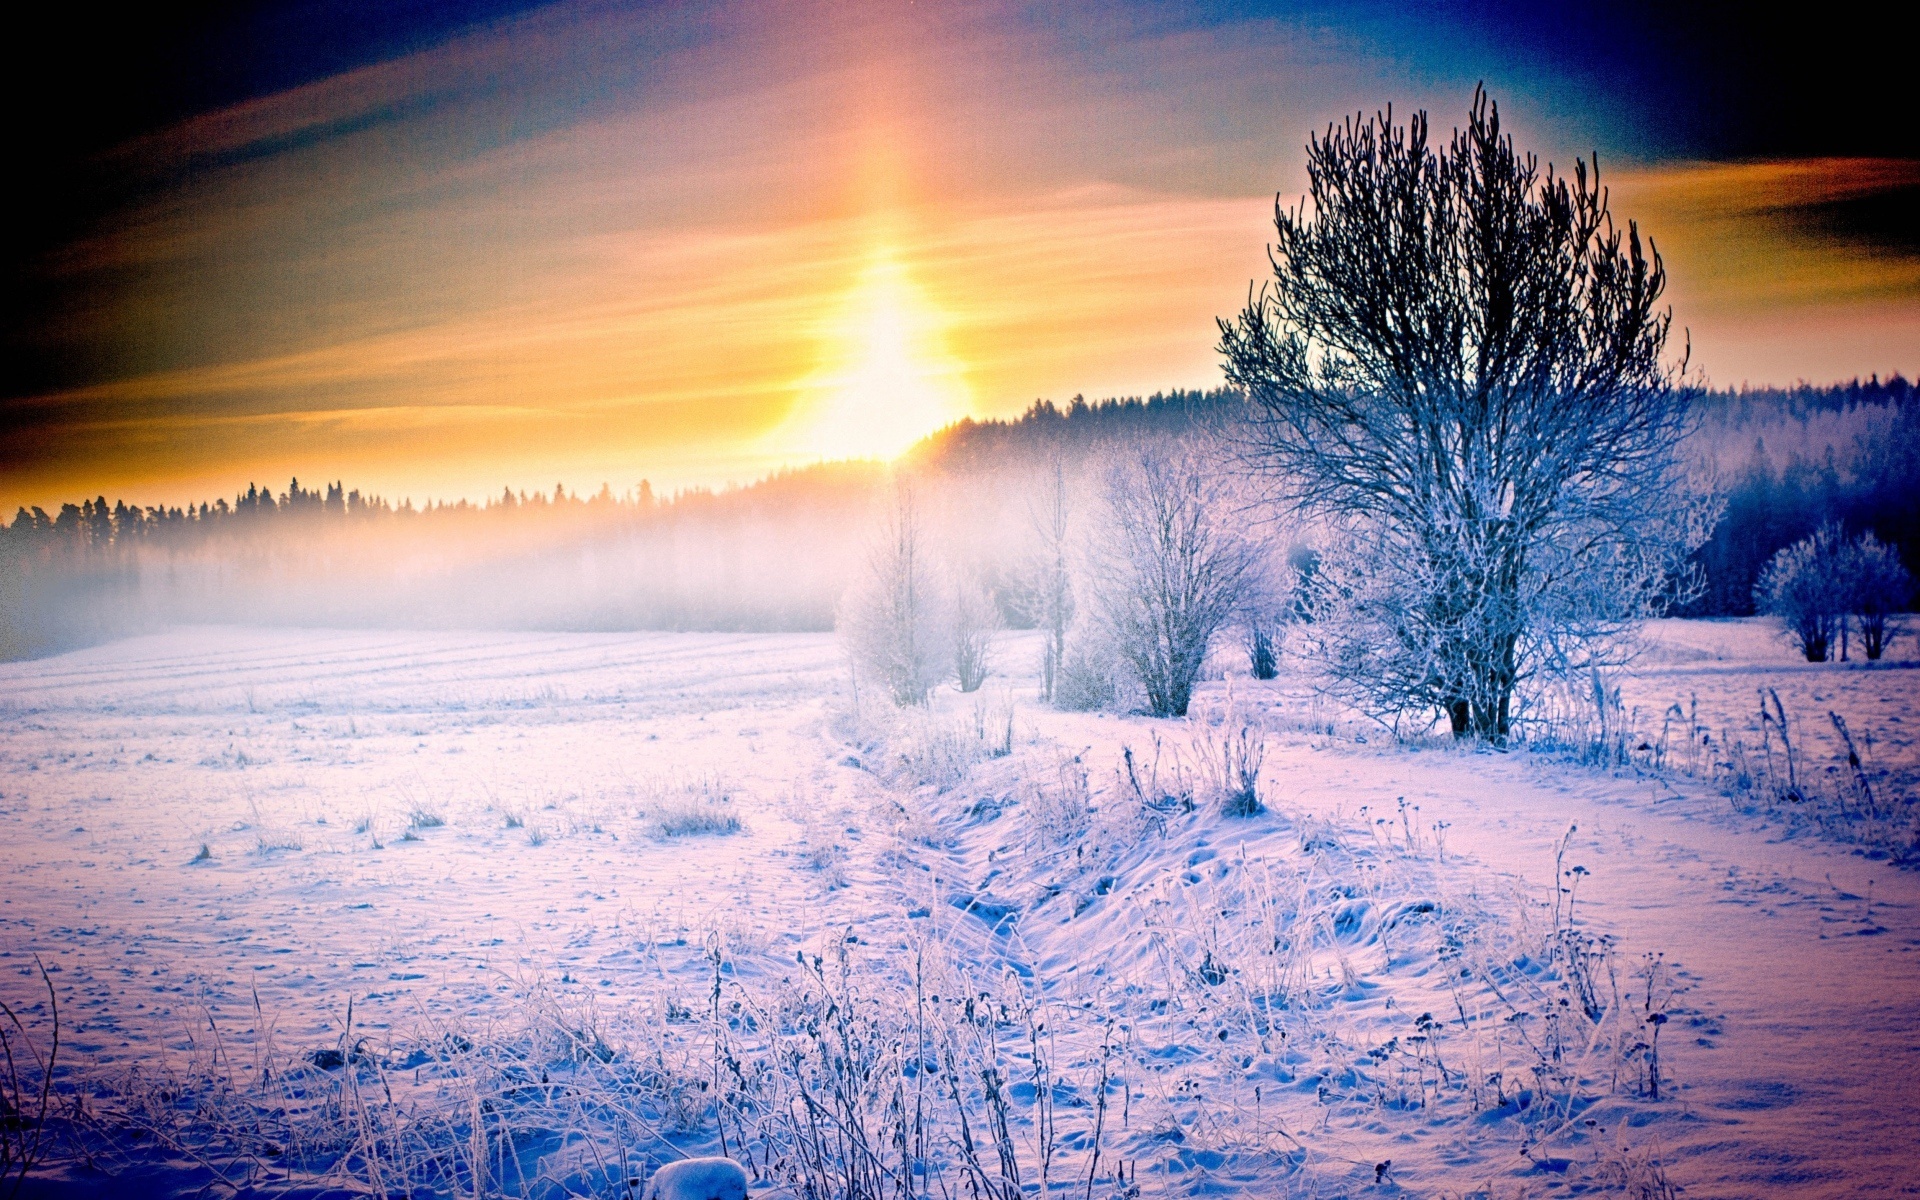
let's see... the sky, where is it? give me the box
[3,0,1915,513]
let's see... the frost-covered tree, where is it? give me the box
[1219,88,1712,741]
[1245,620,1279,680]
[1754,523,1849,662]
[839,482,946,705]
[1845,531,1912,661]
[1235,548,1296,680]
[949,574,997,692]
[1023,459,1076,704]
[1093,440,1261,717]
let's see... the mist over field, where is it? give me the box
[8,377,1916,664]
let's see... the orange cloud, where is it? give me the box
[1609,158,1920,385]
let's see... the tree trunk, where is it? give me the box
[1862,614,1886,660]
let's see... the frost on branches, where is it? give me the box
[1220,88,1717,740]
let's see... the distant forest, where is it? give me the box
[3,380,1914,659]
[1683,375,1917,615]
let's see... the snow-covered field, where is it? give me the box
[2,621,1916,1198]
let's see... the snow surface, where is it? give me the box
[1,620,1916,1197]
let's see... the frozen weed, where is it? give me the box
[781,784,853,884]
[794,824,851,890]
[891,714,990,792]
[1,958,60,1194]
[1587,1130,1679,1200]
[1116,733,1195,822]
[843,691,1021,796]
[641,776,743,839]
[970,691,1018,758]
[1526,679,1918,863]
[1018,754,1093,849]
[1192,715,1267,817]
[871,791,947,852]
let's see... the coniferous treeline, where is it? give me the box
[1,476,648,555]
[2,382,1912,659]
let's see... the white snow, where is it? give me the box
[1,619,1915,1197]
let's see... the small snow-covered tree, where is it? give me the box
[840,482,946,705]
[1843,530,1911,661]
[1023,459,1076,704]
[1219,88,1713,741]
[1754,523,1849,662]
[1093,440,1261,717]
[949,573,997,692]
[1235,547,1296,680]
[1245,620,1279,680]
[1054,622,1124,712]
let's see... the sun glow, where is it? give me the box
[782,246,971,461]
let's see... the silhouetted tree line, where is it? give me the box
[907,388,1236,474]
[0,476,652,559]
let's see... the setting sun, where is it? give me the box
[781,245,971,461]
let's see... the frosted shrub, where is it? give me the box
[1054,626,1122,711]
[1245,618,1279,680]
[1091,439,1261,718]
[1843,531,1912,660]
[1754,523,1850,662]
[949,575,997,693]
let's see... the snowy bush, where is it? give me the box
[1244,618,1279,680]
[948,573,997,693]
[1052,624,1124,711]
[1754,523,1850,662]
[1089,439,1263,717]
[1843,530,1912,660]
